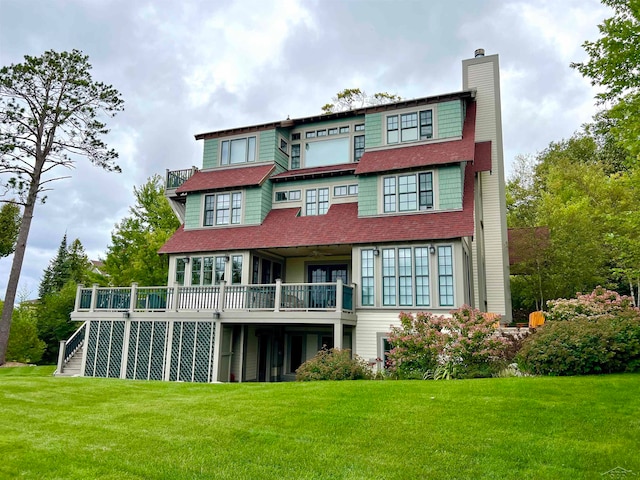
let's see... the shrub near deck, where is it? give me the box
[1,370,639,479]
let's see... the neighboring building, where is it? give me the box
[61,51,511,382]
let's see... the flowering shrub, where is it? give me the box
[295,348,373,381]
[545,286,638,322]
[518,287,640,376]
[386,306,507,379]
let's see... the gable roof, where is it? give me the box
[175,164,275,194]
[355,102,476,175]
[159,161,475,254]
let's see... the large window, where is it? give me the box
[189,256,231,285]
[175,258,186,285]
[383,172,434,213]
[438,246,454,306]
[220,136,256,165]
[387,109,433,144]
[289,123,363,169]
[354,135,365,161]
[305,188,329,216]
[367,246,432,307]
[203,192,242,226]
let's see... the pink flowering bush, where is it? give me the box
[518,287,640,375]
[386,306,507,379]
[545,286,638,322]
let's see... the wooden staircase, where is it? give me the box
[56,345,84,377]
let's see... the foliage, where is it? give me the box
[4,302,45,364]
[507,132,640,312]
[295,348,373,381]
[321,88,401,114]
[0,49,123,364]
[571,0,640,164]
[387,307,507,379]
[39,234,99,297]
[103,175,179,286]
[0,201,20,257]
[517,316,640,376]
[35,281,80,364]
[545,286,638,322]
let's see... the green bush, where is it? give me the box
[517,317,640,375]
[295,348,373,381]
[6,304,46,364]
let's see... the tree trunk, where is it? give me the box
[0,180,40,364]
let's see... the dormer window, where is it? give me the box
[386,109,433,144]
[220,136,256,165]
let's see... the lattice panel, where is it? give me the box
[107,321,125,379]
[169,322,182,382]
[94,321,113,377]
[126,322,140,380]
[84,321,99,377]
[178,322,196,382]
[149,322,167,381]
[134,322,153,380]
[193,323,214,383]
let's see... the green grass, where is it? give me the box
[1,369,639,479]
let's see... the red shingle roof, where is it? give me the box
[176,164,275,194]
[355,102,476,175]
[159,162,475,254]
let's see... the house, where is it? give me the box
[59,50,511,382]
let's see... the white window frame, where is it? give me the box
[289,120,364,169]
[385,105,437,145]
[220,135,257,165]
[274,190,301,202]
[203,191,243,226]
[305,187,329,216]
[382,171,436,213]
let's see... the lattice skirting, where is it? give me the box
[83,320,216,382]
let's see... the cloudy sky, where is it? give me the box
[0,0,609,300]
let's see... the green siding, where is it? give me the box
[437,100,463,139]
[202,139,218,169]
[184,193,202,229]
[358,175,378,216]
[259,130,277,163]
[365,113,382,148]
[260,182,273,222]
[274,127,290,171]
[438,164,463,210]
[244,187,268,225]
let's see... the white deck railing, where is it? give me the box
[74,279,355,314]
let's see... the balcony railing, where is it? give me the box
[74,280,355,315]
[166,167,197,190]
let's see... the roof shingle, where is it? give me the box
[176,164,275,194]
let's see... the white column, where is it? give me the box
[334,321,343,350]
[89,284,99,312]
[130,282,138,313]
[172,282,180,312]
[56,340,66,375]
[336,278,343,312]
[74,284,84,312]
[219,280,227,311]
[274,279,282,312]
[211,320,223,382]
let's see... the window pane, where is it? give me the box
[229,138,247,164]
[291,144,300,169]
[215,257,226,284]
[204,195,215,226]
[398,248,412,306]
[398,175,417,211]
[334,186,347,196]
[289,190,301,200]
[328,128,338,135]
[420,110,433,139]
[306,189,317,216]
[438,246,454,306]
[306,131,316,138]
[419,172,434,210]
[276,191,287,201]
[175,258,186,285]
[191,257,202,285]
[318,188,329,214]
[382,249,396,306]
[221,141,229,165]
[203,257,214,285]
[384,177,396,213]
[387,115,398,143]
[348,184,358,195]
[317,129,327,137]
[354,135,365,161]
[361,249,374,306]
[231,192,242,224]
[216,193,230,225]
[339,126,349,134]
[401,113,418,142]
[247,137,256,162]
[305,137,349,167]
[232,255,242,284]
[415,248,430,306]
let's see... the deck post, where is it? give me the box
[172,282,180,312]
[74,284,84,312]
[130,282,138,313]
[211,320,223,382]
[56,340,66,374]
[274,279,282,312]
[334,321,343,350]
[89,284,99,312]
[219,280,227,311]
[336,278,343,312]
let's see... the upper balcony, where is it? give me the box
[72,280,356,324]
[166,167,197,192]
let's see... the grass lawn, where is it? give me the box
[1,369,638,479]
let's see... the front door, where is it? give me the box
[307,264,348,308]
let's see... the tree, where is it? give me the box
[0,49,123,364]
[321,88,401,114]
[0,201,20,257]
[39,234,95,298]
[35,281,79,363]
[3,301,45,364]
[571,0,640,163]
[103,175,180,286]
